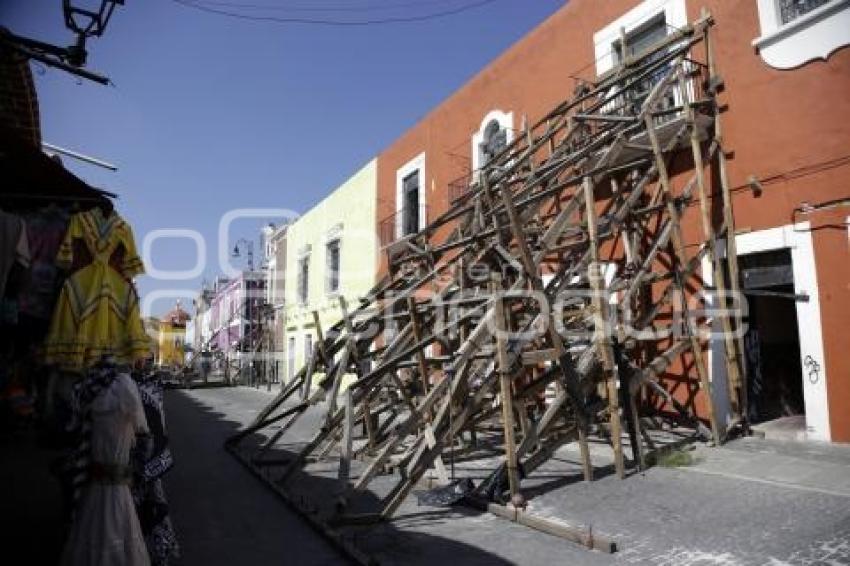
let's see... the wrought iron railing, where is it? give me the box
[378,203,429,247]
[597,52,710,129]
[448,172,475,204]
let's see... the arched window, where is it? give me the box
[471,110,513,176]
[480,119,507,165]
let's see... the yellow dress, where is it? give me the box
[44,209,151,371]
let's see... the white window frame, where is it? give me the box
[325,236,342,297]
[701,223,831,441]
[297,250,310,306]
[395,152,427,239]
[471,109,514,178]
[752,0,850,69]
[592,0,687,76]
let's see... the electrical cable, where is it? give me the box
[183,0,482,13]
[170,0,499,26]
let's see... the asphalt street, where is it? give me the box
[163,386,345,566]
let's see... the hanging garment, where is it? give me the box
[44,208,151,371]
[0,209,31,299]
[60,364,151,566]
[131,375,180,566]
[19,206,71,320]
[58,361,124,514]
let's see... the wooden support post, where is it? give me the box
[644,113,722,447]
[302,342,319,402]
[616,348,646,470]
[423,426,449,485]
[494,280,522,504]
[677,63,743,425]
[583,176,625,478]
[325,345,351,422]
[465,497,617,554]
[352,377,450,492]
[499,176,593,482]
[313,311,331,368]
[361,392,377,452]
[705,12,749,432]
[338,388,354,488]
[407,296,431,398]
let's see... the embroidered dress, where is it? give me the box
[44,209,150,371]
[132,376,180,566]
[60,369,151,566]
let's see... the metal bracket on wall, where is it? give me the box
[743,289,810,302]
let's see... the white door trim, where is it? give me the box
[702,223,831,441]
[395,152,426,239]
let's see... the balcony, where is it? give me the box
[582,56,713,171]
[448,172,476,205]
[378,204,429,248]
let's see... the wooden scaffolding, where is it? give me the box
[227,10,747,547]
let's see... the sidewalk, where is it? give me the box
[684,436,850,498]
[183,386,850,566]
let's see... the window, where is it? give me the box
[326,239,340,294]
[611,13,676,116]
[288,336,296,381]
[593,0,687,76]
[612,12,667,63]
[753,0,849,69]
[402,170,420,237]
[297,256,309,305]
[471,110,513,175]
[394,152,426,241]
[779,0,831,24]
[480,119,507,165]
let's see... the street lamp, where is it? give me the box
[1,0,123,84]
[232,238,255,272]
[63,0,125,67]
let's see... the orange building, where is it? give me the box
[374,0,850,442]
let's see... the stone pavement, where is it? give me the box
[169,386,850,565]
[686,436,850,498]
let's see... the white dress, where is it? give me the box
[61,373,152,566]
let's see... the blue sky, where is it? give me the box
[1,0,564,315]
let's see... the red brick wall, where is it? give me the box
[374,0,850,441]
[0,45,41,146]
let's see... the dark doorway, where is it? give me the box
[740,249,804,424]
[402,170,420,236]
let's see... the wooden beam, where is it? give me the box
[494,280,522,503]
[583,176,625,478]
[644,111,721,446]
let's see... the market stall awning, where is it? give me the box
[0,126,115,209]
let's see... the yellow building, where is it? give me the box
[284,159,378,388]
[157,301,191,369]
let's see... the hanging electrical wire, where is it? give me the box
[182,0,481,13]
[170,0,499,25]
